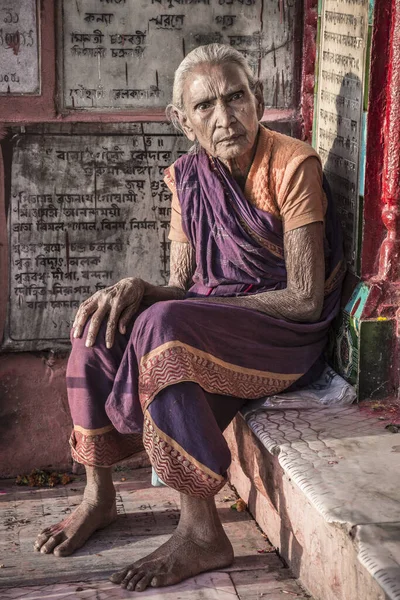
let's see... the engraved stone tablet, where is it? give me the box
[0,0,40,94]
[315,0,369,272]
[59,0,297,111]
[4,124,189,351]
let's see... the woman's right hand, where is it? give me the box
[72,277,146,349]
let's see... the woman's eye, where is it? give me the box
[196,103,211,111]
[230,92,243,101]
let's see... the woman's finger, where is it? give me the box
[72,299,98,338]
[72,300,87,329]
[118,302,140,334]
[85,305,109,347]
[105,296,125,349]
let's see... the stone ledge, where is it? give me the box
[355,523,400,600]
[225,405,400,600]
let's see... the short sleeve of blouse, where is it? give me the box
[279,156,327,233]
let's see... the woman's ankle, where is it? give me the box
[83,466,116,505]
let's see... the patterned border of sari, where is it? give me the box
[142,412,226,498]
[138,340,301,412]
[70,426,144,467]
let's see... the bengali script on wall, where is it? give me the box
[59,0,297,110]
[5,124,189,351]
[0,0,39,94]
[315,0,368,272]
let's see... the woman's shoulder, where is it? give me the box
[264,126,320,163]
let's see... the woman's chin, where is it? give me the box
[215,143,251,161]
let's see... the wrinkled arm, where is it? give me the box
[142,240,196,303]
[195,222,325,323]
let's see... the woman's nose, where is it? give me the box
[215,102,235,128]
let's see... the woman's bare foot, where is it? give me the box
[110,493,234,592]
[34,465,116,557]
[110,527,233,591]
[34,498,117,556]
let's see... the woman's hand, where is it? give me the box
[72,277,146,348]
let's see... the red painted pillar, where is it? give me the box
[355,0,400,398]
[300,0,318,143]
[376,0,400,286]
[361,0,393,281]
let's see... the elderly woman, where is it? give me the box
[34,44,343,591]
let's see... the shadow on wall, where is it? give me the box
[322,72,362,270]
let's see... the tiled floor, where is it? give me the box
[0,467,311,599]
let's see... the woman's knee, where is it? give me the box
[69,318,107,351]
[133,301,182,340]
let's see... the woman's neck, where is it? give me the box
[220,131,259,189]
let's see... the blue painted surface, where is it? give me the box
[369,0,374,24]
[151,467,166,487]
[344,282,371,331]
[359,111,367,197]
[318,0,323,17]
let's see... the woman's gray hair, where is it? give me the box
[166,43,258,133]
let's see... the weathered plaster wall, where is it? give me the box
[0,353,72,478]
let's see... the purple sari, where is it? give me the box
[67,149,344,498]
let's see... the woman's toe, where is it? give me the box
[40,533,63,554]
[151,572,179,588]
[34,527,54,549]
[126,572,145,591]
[53,537,80,557]
[135,573,153,592]
[121,568,138,588]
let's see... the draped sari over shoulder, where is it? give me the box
[67,132,344,498]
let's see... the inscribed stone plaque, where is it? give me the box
[59,0,297,111]
[5,124,189,351]
[0,0,40,94]
[315,0,369,272]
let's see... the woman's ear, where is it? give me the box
[254,81,265,121]
[175,108,196,142]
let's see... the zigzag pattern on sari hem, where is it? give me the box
[143,414,226,498]
[70,428,144,467]
[139,343,298,410]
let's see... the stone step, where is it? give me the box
[225,405,400,600]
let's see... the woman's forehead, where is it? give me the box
[183,62,249,104]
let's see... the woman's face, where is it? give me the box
[179,61,264,161]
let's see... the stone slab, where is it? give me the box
[244,405,400,526]
[0,0,40,95]
[314,0,369,272]
[355,522,400,600]
[0,570,313,600]
[0,573,238,599]
[58,0,298,111]
[231,569,311,599]
[226,412,392,600]
[4,123,189,351]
